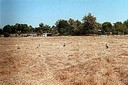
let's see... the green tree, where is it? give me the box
[102,22,112,35]
[14,23,32,33]
[3,25,15,33]
[114,22,125,35]
[0,29,3,34]
[21,24,31,33]
[95,22,103,35]
[29,25,34,33]
[55,19,70,35]
[123,20,128,34]
[37,22,44,34]
[51,25,59,35]
[74,20,82,35]
[39,22,44,27]
[123,20,128,28]
[68,18,75,35]
[82,13,97,35]
[68,19,82,35]
[38,23,51,33]
[43,25,51,33]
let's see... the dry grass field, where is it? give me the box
[0,36,128,85]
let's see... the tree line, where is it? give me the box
[1,13,128,37]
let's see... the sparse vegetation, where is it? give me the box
[0,36,128,85]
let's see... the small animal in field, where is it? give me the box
[17,46,20,49]
[37,44,40,48]
[63,43,66,47]
[106,43,108,49]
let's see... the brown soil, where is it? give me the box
[0,36,128,85]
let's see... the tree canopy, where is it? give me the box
[82,13,97,35]
[1,13,128,36]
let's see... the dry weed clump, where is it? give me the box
[54,57,128,85]
[0,52,47,85]
[0,52,20,76]
[119,52,128,56]
[105,56,128,85]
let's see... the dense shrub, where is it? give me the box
[4,32,10,37]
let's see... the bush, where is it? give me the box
[4,32,10,37]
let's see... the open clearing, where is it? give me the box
[0,36,128,85]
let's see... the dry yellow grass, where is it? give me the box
[0,36,128,85]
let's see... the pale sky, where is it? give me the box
[1,0,128,27]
